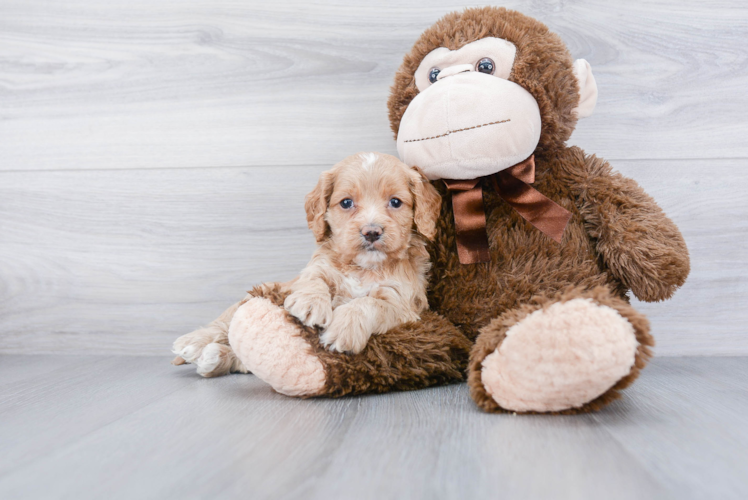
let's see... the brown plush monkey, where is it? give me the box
[385,6,688,412]
[180,7,690,414]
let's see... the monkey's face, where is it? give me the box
[390,8,598,181]
[397,38,541,181]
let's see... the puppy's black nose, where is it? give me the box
[362,226,383,243]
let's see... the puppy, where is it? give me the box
[171,152,440,375]
[284,152,441,353]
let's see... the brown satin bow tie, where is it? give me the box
[443,155,572,264]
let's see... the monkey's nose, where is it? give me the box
[436,64,473,81]
[362,226,383,243]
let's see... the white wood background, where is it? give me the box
[1,0,746,355]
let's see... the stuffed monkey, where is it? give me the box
[173,7,689,414]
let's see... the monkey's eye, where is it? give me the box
[428,68,440,83]
[389,198,403,208]
[476,58,495,75]
[340,198,353,209]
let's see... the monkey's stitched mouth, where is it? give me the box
[403,118,511,143]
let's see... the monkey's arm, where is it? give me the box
[565,147,690,302]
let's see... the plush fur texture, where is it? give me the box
[174,7,689,414]
[174,152,444,374]
[468,286,654,414]
[425,147,689,344]
[287,152,441,353]
[229,297,327,396]
[237,282,472,397]
[388,7,584,155]
[480,296,639,412]
[385,7,688,413]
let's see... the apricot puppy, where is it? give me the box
[284,152,441,353]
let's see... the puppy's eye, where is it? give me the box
[389,198,403,208]
[428,68,440,83]
[340,198,353,209]
[476,58,495,75]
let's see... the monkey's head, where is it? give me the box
[388,7,597,180]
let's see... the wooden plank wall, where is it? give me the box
[1,0,746,355]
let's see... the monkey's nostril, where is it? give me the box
[362,227,383,243]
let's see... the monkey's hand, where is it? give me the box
[567,148,690,302]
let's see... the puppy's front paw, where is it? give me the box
[320,304,371,354]
[284,291,333,329]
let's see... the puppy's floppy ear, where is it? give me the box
[305,169,336,242]
[409,166,441,241]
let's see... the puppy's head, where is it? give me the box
[305,152,441,268]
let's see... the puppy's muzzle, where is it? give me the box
[361,225,383,243]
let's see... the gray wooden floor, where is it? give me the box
[0,356,745,500]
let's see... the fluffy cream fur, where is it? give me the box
[285,152,441,353]
[172,152,442,376]
[480,298,639,412]
[229,297,327,396]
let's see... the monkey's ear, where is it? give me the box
[572,59,598,119]
[304,170,335,242]
[409,166,441,241]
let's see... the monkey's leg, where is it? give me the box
[228,284,471,397]
[468,285,653,414]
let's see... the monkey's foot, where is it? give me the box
[228,297,327,397]
[474,297,643,413]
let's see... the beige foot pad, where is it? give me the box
[481,298,639,412]
[228,297,326,397]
